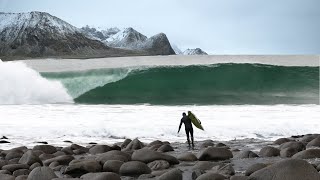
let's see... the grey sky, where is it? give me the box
[1,0,319,54]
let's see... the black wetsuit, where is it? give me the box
[178,115,194,147]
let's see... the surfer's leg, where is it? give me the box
[185,129,191,147]
[190,128,194,147]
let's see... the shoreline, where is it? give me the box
[1,134,320,179]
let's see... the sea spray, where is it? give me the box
[0,60,73,104]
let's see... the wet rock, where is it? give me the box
[0,140,10,144]
[131,149,179,164]
[300,134,320,144]
[157,144,174,152]
[61,147,74,155]
[29,162,41,171]
[273,138,292,145]
[89,145,112,155]
[280,141,305,152]
[147,160,170,170]
[2,164,29,172]
[236,150,259,158]
[0,174,15,180]
[178,152,198,161]
[13,169,30,176]
[248,159,320,180]
[110,144,121,151]
[33,145,57,154]
[119,161,151,176]
[43,155,74,166]
[149,144,162,151]
[80,172,120,180]
[210,163,235,178]
[292,149,320,159]
[120,139,132,149]
[27,167,57,180]
[5,150,23,160]
[245,163,267,176]
[19,150,42,166]
[103,160,124,173]
[123,138,144,151]
[196,172,226,180]
[64,160,102,177]
[280,147,300,158]
[96,150,131,164]
[197,147,233,161]
[307,137,320,148]
[148,140,163,147]
[158,168,182,180]
[259,146,280,157]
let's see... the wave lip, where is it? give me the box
[69,63,319,105]
[0,60,72,105]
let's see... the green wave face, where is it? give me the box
[42,64,319,105]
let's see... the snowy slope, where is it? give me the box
[183,48,208,55]
[0,11,108,58]
[0,11,79,43]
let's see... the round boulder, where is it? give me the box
[280,147,300,158]
[33,145,57,154]
[197,147,233,161]
[131,149,179,164]
[177,152,198,161]
[292,149,320,159]
[103,160,124,173]
[259,146,280,157]
[89,145,112,155]
[280,141,305,152]
[19,150,42,166]
[119,161,151,176]
[157,144,174,152]
[158,168,182,180]
[245,163,267,176]
[273,138,292,145]
[307,137,320,148]
[147,160,170,171]
[249,159,320,180]
[27,167,57,180]
[64,160,102,177]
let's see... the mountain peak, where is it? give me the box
[183,48,208,55]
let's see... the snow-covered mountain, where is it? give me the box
[183,48,208,55]
[0,11,108,59]
[82,26,175,55]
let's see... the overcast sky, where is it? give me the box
[1,0,319,54]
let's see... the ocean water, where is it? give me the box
[0,56,319,149]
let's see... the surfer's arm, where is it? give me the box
[178,120,183,133]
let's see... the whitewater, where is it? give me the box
[0,55,319,149]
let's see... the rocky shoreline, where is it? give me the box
[1,134,320,180]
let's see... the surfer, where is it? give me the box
[178,112,194,149]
